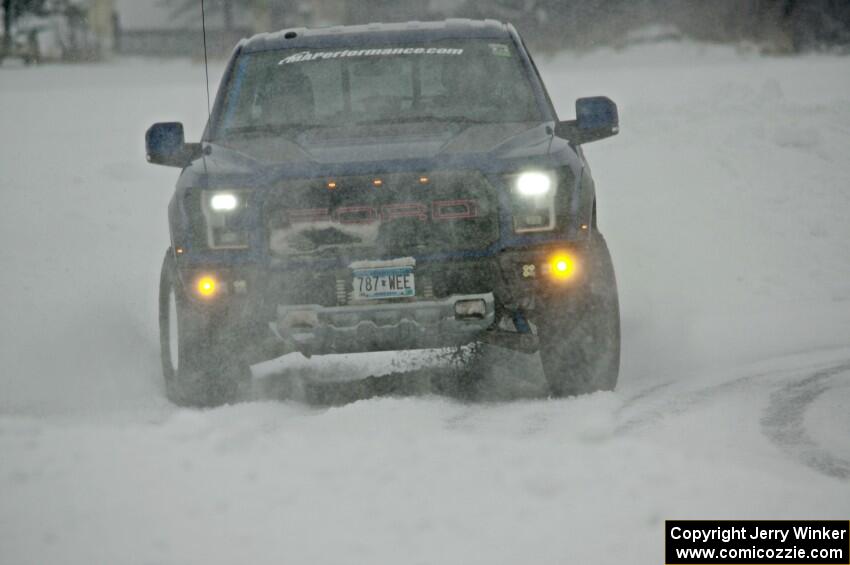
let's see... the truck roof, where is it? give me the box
[240,19,512,54]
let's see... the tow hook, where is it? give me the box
[480,310,538,353]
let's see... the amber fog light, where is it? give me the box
[546,252,579,281]
[195,275,219,298]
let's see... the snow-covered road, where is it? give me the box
[1,43,849,564]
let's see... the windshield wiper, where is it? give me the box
[354,116,492,126]
[224,123,325,137]
[223,116,492,138]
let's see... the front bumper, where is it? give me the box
[176,241,589,360]
[273,293,495,355]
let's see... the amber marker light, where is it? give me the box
[326,180,338,190]
[196,275,218,298]
[418,175,430,185]
[372,178,383,187]
[549,252,578,281]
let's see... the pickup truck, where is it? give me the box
[145,19,621,405]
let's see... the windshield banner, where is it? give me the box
[279,47,464,64]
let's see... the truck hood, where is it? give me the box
[200,121,553,174]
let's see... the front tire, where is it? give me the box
[537,232,620,397]
[158,249,248,406]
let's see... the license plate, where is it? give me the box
[353,266,415,300]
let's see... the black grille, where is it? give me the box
[265,171,500,260]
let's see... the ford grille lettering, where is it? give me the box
[287,200,480,225]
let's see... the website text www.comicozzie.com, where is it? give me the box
[673,545,843,562]
[665,521,849,564]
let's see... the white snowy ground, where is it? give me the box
[1,42,849,565]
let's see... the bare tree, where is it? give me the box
[3,0,11,52]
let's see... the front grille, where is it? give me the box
[265,171,500,260]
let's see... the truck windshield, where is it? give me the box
[215,39,543,138]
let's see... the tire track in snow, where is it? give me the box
[615,381,674,414]
[612,358,836,436]
[614,372,763,435]
[760,362,850,481]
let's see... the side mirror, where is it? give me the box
[145,122,202,167]
[554,96,619,144]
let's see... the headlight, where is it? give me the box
[210,192,238,211]
[201,190,249,249]
[509,171,557,233]
[515,172,552,196]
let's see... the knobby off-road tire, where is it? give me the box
[537,232,620,397]
[159,249,249,407]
